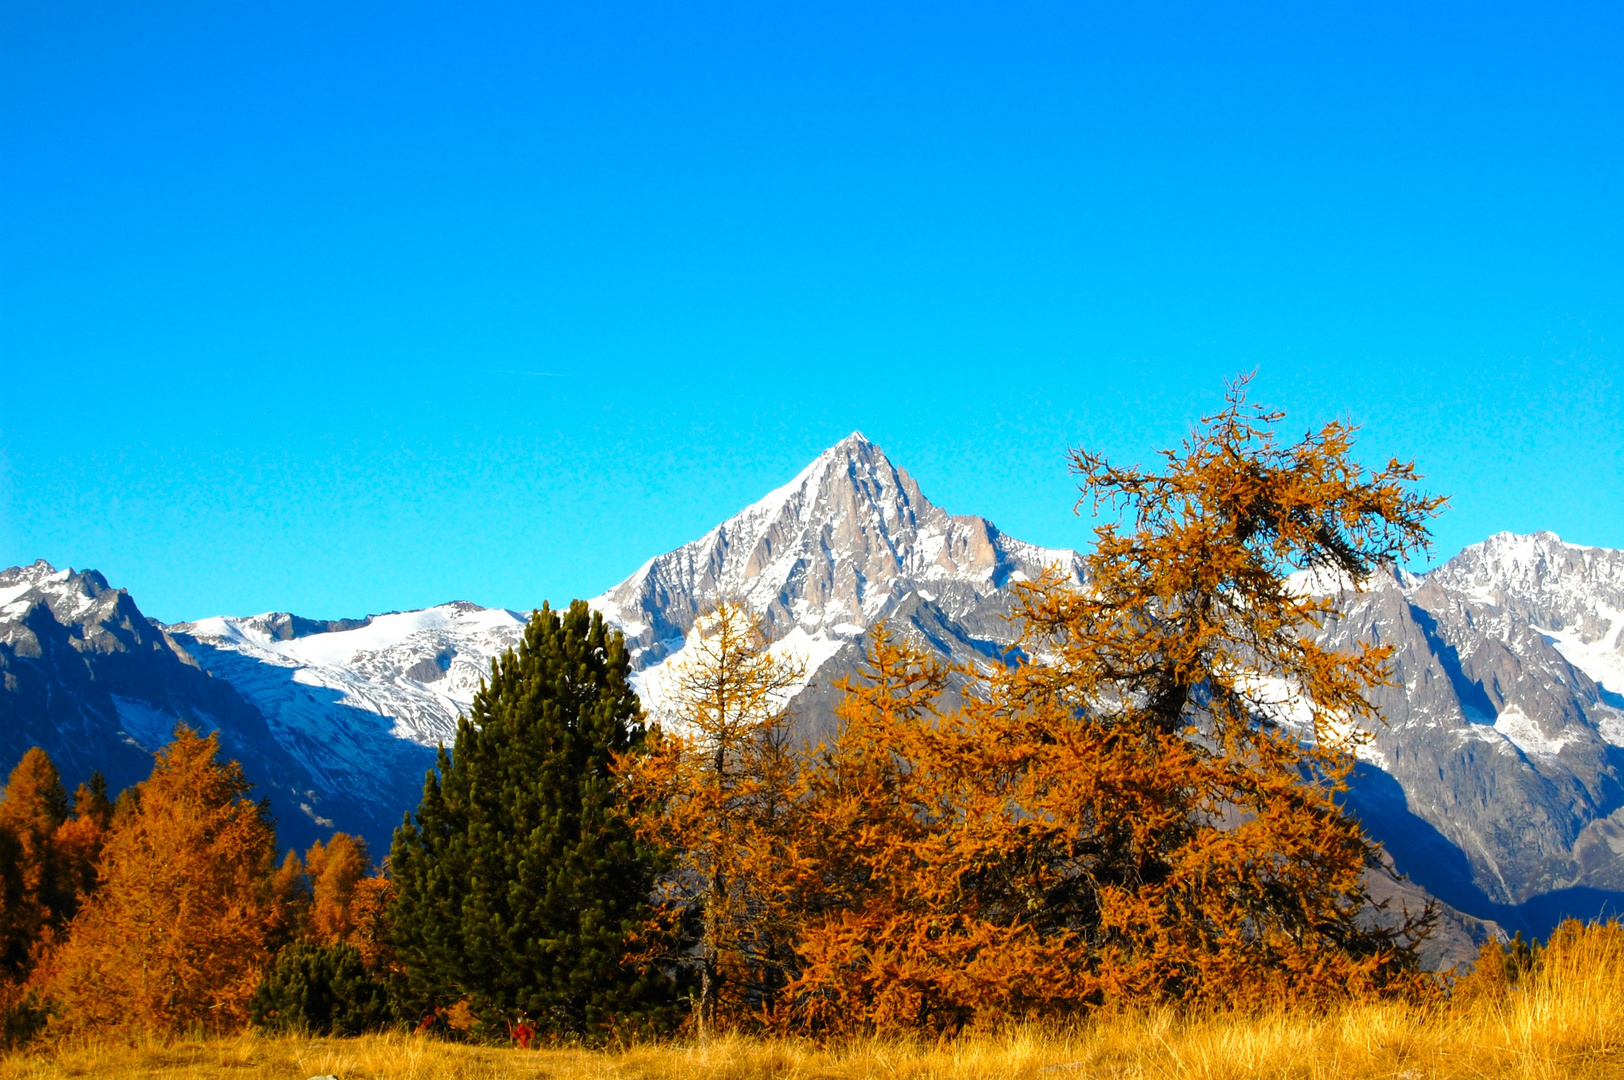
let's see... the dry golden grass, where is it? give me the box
[5,925,1621,1080]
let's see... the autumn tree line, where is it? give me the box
[3,382,1555,1044]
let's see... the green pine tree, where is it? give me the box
[390,600,676,1038]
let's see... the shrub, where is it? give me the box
[250,940,395,1035]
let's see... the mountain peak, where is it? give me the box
[1423,532,1624,660]
[0,560,103,617]
[1,560,65,588]
[793,431,889,488]
[807,428,887,469]
[592,437,1082,672]
[1439,531,1614,582]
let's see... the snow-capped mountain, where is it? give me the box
[0,433,1083,852]
[164,604,529,837]
[0,560,403,852]
[6,435,1624,953]
[594,432,1084,731]
[1320,533,1624,931]
[1426,531,1624,707]
[170,603,526,751]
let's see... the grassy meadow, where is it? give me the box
[4,931,1621,1080]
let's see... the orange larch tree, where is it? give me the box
[341,872,399,975]
[1000,375,1444,1006]
[785,629,1092,1033]
[46,726,283,1032]
[619,603,806,1033]
[0,749,72,982]
[307,832,370,944]
[0,749,101,1043]
[785,377,1443,1031]
[50,775,113,920]
[302,831,396,971]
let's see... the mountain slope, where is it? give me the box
[7,440,1622,952]
[154,604,539,856]
[0,560,401,851]
[1313,535,1624,931]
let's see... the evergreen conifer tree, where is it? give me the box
[390,600,674,1037]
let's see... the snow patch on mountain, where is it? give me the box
[632,621,852,721]
[1536,604,1624,701]
[185,604,524,682]
[1594,707,1624,748]
[1228,669,1389,767]
[110,695,185,750]
[1284,565,1364,599]
[172,603,527,747]
[1491,706,1577,758]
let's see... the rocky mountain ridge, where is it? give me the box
[5,436,1623,953]
[1324,532,1624,931]
[0,559,408,851]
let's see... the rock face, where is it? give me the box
[4,437,1622,950]
[1321,534,1624,934]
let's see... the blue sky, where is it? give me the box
[2,2,1620,622]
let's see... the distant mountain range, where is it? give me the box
[1325,533,1624,932]
[5,432,1622,966]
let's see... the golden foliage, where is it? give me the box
[777,379,1443,1032]
[265,849,308,951]
[995,376,1442,1005]
[50,781,110,925]
[0,749,107,1044]
[307,832,370,944]
[44,726,282,1033]
[342,873,399,975]
[619,603,806,1032]
[0,749,74,981]
[299,832,396,974]
[786,629,1090,1033]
